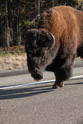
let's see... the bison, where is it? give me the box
[22,6,83,89]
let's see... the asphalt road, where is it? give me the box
[0,66,83,124]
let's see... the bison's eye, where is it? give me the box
[36,50,41,57]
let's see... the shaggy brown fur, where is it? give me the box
[23,6,83,89]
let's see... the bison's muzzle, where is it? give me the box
[28,66,43,81]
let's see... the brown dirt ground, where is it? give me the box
[0,54,27,72]
[0,46,27,72]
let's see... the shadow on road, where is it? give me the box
[0,80,83,100]
[0,84,53,100]
[65,82,83,86]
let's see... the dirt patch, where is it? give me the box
[0,45,28,72]
[0,53,27,72]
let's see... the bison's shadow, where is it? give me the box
[65,82,83,86]
[0,83,53,100]
[0,81,83,100]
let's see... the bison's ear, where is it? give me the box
[21,30,28,41]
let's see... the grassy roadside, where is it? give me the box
[0,45,25,57]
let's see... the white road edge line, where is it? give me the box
[0,75,83,90]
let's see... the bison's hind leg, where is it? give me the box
[77,44,83,58]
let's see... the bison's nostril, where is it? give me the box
[29,67,39,74]
[34,68,38,73]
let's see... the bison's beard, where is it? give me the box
[31,72,43,81]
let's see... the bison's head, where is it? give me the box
[22,29,55,80]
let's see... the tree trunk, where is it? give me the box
[37,0,40,14]
[55,0,58,5]
[17,0,21,46]
[5,0,11,51]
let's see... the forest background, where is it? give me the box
[0,0,83,53]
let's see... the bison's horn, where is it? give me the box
[47,32,55,49]
[49,32,55,44]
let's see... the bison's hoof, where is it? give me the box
[52,84,58,89]
[52,83,64,89]
[58,83,64,88]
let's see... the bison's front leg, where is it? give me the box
[52,69,68,89]
[52,67,71,89]
[52,57,75,89]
